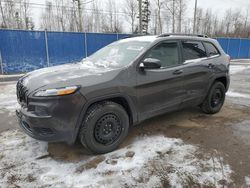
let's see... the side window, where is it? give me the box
[145,42,179,68]
[203,42,220,57]
[182,41,207,61]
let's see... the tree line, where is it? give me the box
[0,0,249,38]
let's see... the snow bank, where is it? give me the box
[246,176,250,186]
[0,84,19,113]
[0,130,232,187]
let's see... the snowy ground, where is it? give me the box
[0,130,232,187]
[0,64,250,187]
[246,176,250,186]
[0,84,19,114]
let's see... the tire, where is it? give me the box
[79,101,129,154]
[201,81,226,114]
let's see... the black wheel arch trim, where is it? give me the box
[207,73,229,93]
[72,93,138,143]
[199,73,229,104]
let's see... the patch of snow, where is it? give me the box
[22,62,109,87]
[0,74,24,78]
[231,59,250,63]
[230,65,249,74]
[0,130,232,187]
[227,91,250,99]
[246,176,250,186]
[0,84,19,113]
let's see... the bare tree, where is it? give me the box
[0,0,7,28]
[41,1,56,31]
[22,0,30,29]
[164,0,176,33]
[243,6,250,37]
[231,10,242,37]
[55,0,67,31]
[4,0,16,28]
[224,9,233,36]
[176,0,186,33]
[123,0,138,33]
[155,0,164,34]
[195,8,202,33]
[103,0,122,33]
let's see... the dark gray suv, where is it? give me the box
[16,34,230,154]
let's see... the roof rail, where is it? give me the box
[157,33,209,38]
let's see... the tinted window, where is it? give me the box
[204,42,220,56]
[182,41,207,61]
[145,42,179,67]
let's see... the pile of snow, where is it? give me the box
[0,130,232,187]
[0,84,19,113]
[246,176,250,186]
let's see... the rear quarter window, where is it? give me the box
[182,41,207,61]
[203,42,220,57]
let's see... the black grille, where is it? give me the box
[16,80,28,104]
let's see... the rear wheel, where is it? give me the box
[79,101,129,154]
[201,81,226,114]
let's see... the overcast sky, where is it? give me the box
[186,0,250,17]
[30,0,250,30]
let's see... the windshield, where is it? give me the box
[81,40,150,68]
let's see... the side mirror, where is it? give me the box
[139,58,161,70]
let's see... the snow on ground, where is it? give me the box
[246,176,250,186]
[226,91,250,99]
[230,65,250,75]
[0,84,19,113]
[0,130,232,187]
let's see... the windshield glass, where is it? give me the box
[81,40,150,68]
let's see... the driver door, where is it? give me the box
[136,40,186,121]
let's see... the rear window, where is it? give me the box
[182,41,207,61]
[203,42,220,56]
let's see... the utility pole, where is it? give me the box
[138,0,142,34]
[172,0,175,33]
[193,0,197,34]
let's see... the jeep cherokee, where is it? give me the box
[16,34,230,154]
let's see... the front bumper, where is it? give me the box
[16,92,86,144]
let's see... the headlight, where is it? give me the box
[34,86,79,97]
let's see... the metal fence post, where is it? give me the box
[0,50,3,74]
[84,32,88,58]
[44,29,50,67]
[237,38,241,59]
[116,33,119,41]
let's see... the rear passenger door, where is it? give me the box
[180,40,214,106]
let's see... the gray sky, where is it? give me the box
[30,0,250,30]
[186,0,250,17]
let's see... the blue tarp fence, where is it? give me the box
[0,29,249,74]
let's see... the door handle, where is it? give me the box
[173,70,183,75]
[208,63,215,69]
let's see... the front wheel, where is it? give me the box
[79,101,129,154]
[201,81,226,114]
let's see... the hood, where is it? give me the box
[21,61,121,93]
